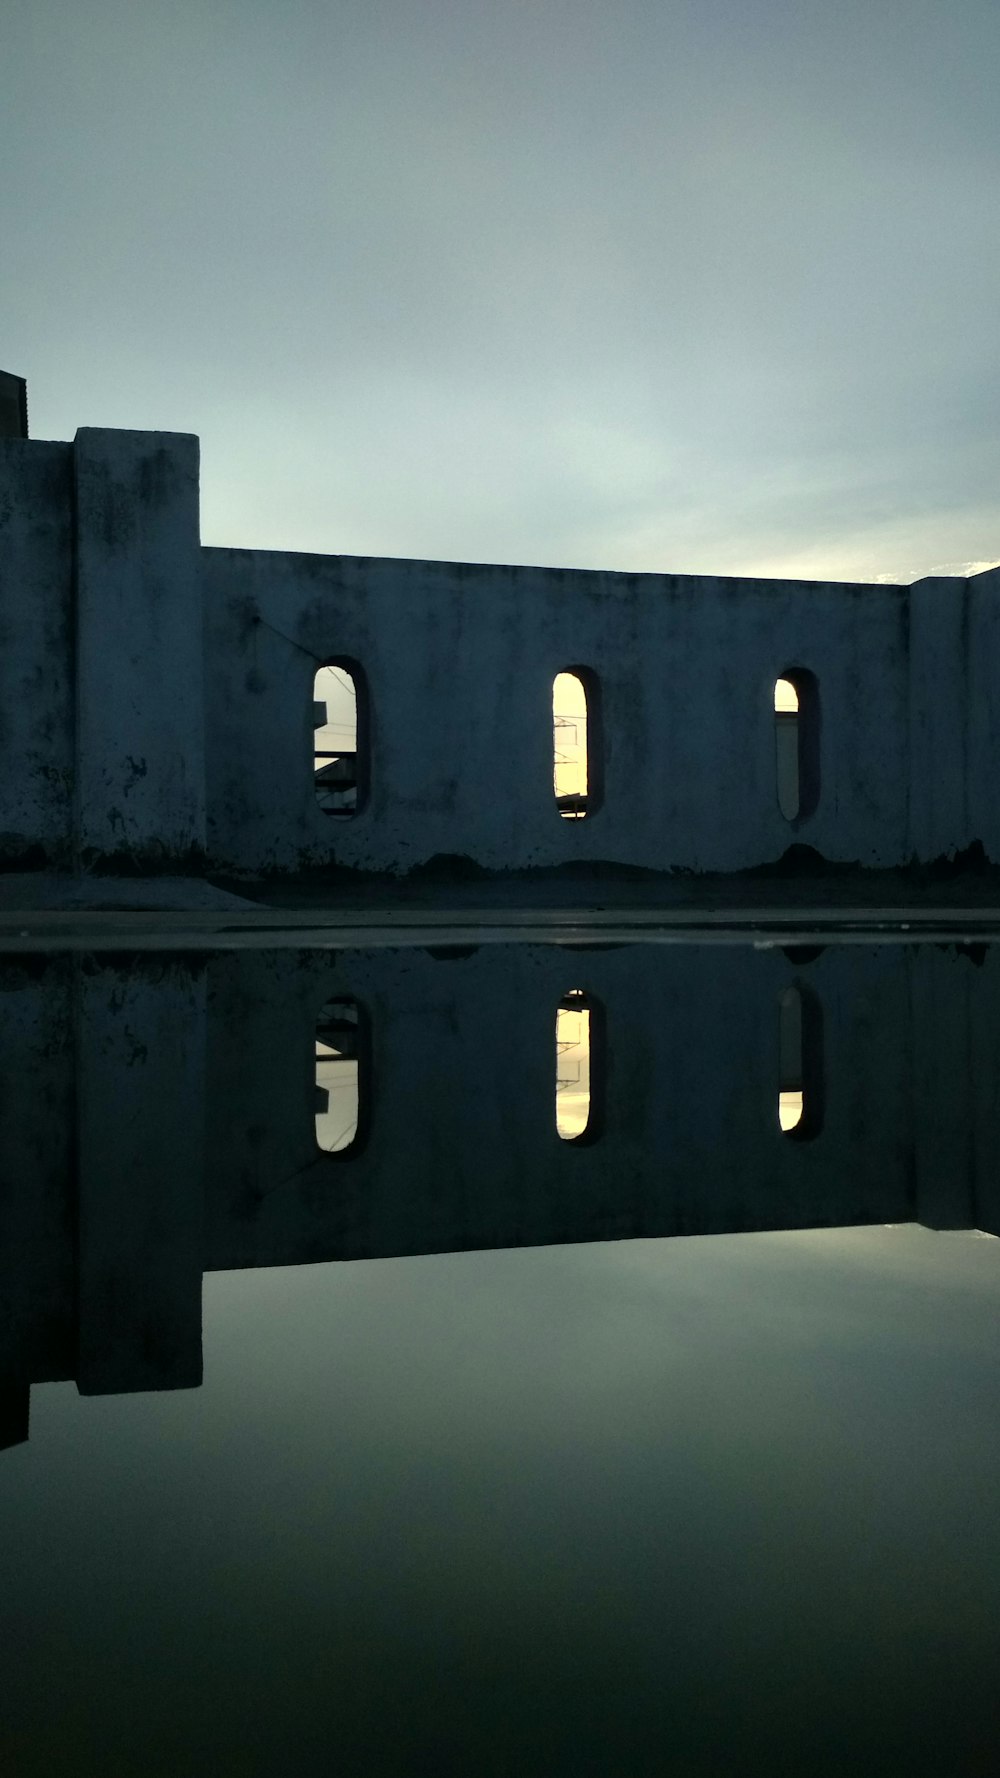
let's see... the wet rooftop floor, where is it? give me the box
[2,931,999,1775]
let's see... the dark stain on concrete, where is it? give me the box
[123,757,148,796]
[138,449,174,509]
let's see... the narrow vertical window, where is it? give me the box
[778,983,823,1140]
[553,669,602,820]
[314,661,368,815]
[773,670,820,823]
[556,990,605,1143]
[315,997,367,1155]
[774,678,800,822]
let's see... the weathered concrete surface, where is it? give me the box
[205,550,919,876]
[968,564,1000,859]
[908,575,971,859]
[0,371,28,439]
[74,429,205,867]
[0,441,74,865]
[0,873,257,911]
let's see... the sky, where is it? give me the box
[4,0,999,582]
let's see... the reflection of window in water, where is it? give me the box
[556,989,591,1140]
[778,1090,804,1132]
[314,664,359,815]
[778,980,823,1140]
[778,984,804,1133]
[315,998,361,1153]
[553,671,588,819]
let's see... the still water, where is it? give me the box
[2,939,999,1776]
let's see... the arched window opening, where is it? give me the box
[774,670,820,824]
[314,662,367,816]
[315,997,367,1155]
[556,989,605,1143]
[778,983,823,1141]
[553,669,602,820]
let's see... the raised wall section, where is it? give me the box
[1,426,998,877]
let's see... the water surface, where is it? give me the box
[2,940,998,1775]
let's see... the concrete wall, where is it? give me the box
[0,940,997,1425]
[0,425,997,876]
[0,442,74,866]
[75,430,205,867]
[0,429,203,872]
[204,550,920,875]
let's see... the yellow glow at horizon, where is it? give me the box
[553,671,588,803]
[556,998,591,1139]
[779,1089,803,1132]
[774,677,799,714]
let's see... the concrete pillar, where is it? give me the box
[0,440,74,865]
[75,960,205,1395]
[907,575,969,861]
[966,565,1000,860]
[73,428,205,867]
[0,370,28,438]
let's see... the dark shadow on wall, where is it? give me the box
[203,840,1000,915]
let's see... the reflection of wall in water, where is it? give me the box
[4,941,1000,1442]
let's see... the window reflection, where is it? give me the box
[778,982,823,1140]
[556,989,605,1143]
[778,1087,804,1133]
[315,998,363,1153]
[778,985,804,1132]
